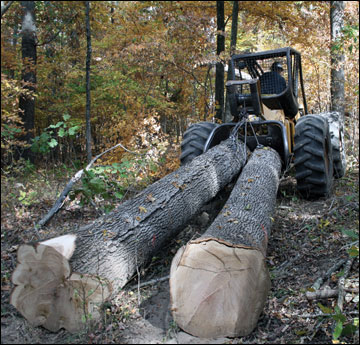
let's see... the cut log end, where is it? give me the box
[10,236,112,333]
[170,239,270,338]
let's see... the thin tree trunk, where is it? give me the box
[19,1,36,161]
[1,0,14,17]
[224,0,239,122]
[330,1,345,116]
[230,1,239,55]
[85,1,92,163]
[215,1,225,122]
[170,147,282,338]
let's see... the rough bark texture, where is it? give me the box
[330,1,345,115]
[70,139,247,292]
[215,0,225,122]
[19,1,36,161]
[170,147,282,338]
[85,1,92,163]
[224,0,239,123]
[198,147,282,256]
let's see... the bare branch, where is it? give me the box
[34,143,143,230]
[1,1,14,18]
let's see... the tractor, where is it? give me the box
[180,47,346,199]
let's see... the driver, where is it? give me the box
[259,61,286,95]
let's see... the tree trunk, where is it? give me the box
[170,147,282,338]
[224,0,240,123]
[1,1,14,17]
[330,1,345,116]
[85,1,92,163]
[69,139,247,291]
[215,1,225,122]
[19,1,36,161]
[230,0,239,56]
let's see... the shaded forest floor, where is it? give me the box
[1,155,359,344]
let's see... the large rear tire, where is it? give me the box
[294,115,333,199]
[180,122,217,165]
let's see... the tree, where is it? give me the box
[1,1,14,17]
[230,0,239,55]
[224,0,239,122]
[215,1,225,122]
[18,1,36,161]
[330,1,345,116]
[85,1,92,163]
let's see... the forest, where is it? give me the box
[1,1,359,344]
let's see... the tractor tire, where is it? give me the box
[319,111,347,178]
[180,122,217,165]
[294,115,333,199]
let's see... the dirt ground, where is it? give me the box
[1,163,359,344]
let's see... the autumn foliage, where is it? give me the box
[1,1,359,170]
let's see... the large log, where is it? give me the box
[11,139,249,332]
[170,147,282,338]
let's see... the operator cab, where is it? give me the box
[227,47,307,119]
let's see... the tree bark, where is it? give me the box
[19,1,36,161]
[224,0,240,122]
[170,147,282,338]
[330,1,345,116]
[215,1,225,122]
[85,1,92,163]
[230,0,239,55]
[69,139,247,291]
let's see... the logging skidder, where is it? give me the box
[171,47,347,337]
[180,47,346,197]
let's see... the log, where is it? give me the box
[69,139,247,290]
[10,235,112,333]
[170,147,282,338]
[11,138,248,332]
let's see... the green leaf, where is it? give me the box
[341,229,359,240]
[317,302,333,314]
[341,323,358,336]
[49,121,64,129]
[333,321,343,340]
[89,177,106,193]
[333,307,347,323]
[68,126,80,136]
[48,138,58,148]
[347,245,359,258]
[58,128,66,137]
[19,191,26,201]
[63,114,71,121]
[115,192,123,199]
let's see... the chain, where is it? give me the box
[230,108,264,165]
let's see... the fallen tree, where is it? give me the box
[11,138,249,332]
[170,147,282,338]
